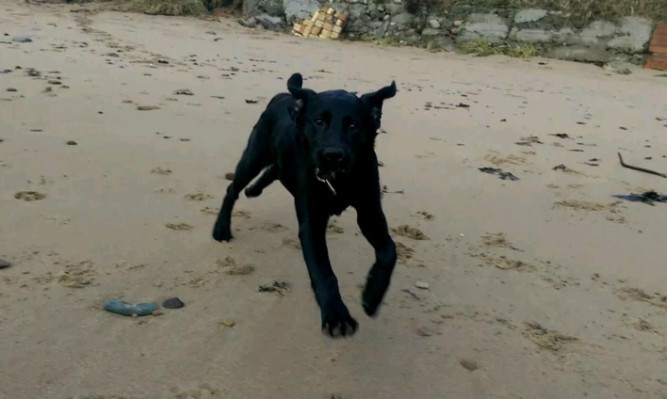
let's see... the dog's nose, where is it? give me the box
[320,148,345,166]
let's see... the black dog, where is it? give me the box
[212,73,398,337]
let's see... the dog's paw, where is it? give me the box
[212,224,233,242]
[321,301,358,338]
[361,271,391,317]
[244,186,262,198]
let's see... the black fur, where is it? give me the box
[212,73,398,337]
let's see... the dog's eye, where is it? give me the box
[313,117,325,127]
[349,123,358,131]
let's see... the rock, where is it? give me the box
[283,0,321,24]
[513,9,547,24]
[421,28,440,37]
[162,297,185,309]
[103,300,159,317]
[12,35,32,43]
[603,60,633,75]
[548,45,612,63]
[415,281,430,289]
[457,13,509,45]
[175,89,194,95]
[460,358,479,371]
[254,13,284,31]
[66,140,77,145]
[607,17,654,53]
[453,20,462,27]
[428,19,440,29]
[137,105,160,111]
[384,2,403,15]
[48,80,61,85]
[392,13,415,29]
[580,20,616,45]
[6,88,17,92]
[509,28,554,43]
[553,28,580,45]
[0,259,11,269]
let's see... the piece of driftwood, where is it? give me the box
[618,152,667,178]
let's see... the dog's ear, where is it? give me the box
[287,73,317,122]
[287,73,317,101]
[360,81,397,130]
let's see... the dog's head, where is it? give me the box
[286,73,397,182]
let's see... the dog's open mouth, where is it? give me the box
[315,169,337,183]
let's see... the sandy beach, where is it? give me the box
[1,1,667,398]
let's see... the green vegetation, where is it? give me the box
[460,38,538,57]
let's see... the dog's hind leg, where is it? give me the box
[244,164,278,198]
[212,127,270,242]
[354,189,397,318]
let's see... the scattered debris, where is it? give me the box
[550,133,571,139]
[401,289,420,300]
[613,191,667,206]
[175,89,193,96]
[382,185,405,194]
[0,259,11,269]
[515,135,543,146]
[104,300,159,317]
[618,152,666,178]
[162,297,185,309]
[137,105,160,111]
[258,281,289,295]
[478,167,519,181]
[244,99,258,104]
[416,326,434,337]
[459,359,479,371]
[224,172,235,181]
[415,281,430,290]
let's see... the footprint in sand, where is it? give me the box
[282,236,301,250]
[58,260,97,288]
[327,222,344,234]
[392,225,429,240]
[414,210,434,220]
[184,192,213,201]
[522,320,579,352]
[14,191,47,201]
[216,256,255,276]
[395,241,415,263]
[166,222,193,231]
[151,167,172,175]
[201,206,219,215]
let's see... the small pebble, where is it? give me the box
[175,89,194,96]
[48,80,61,85]
[460,359,479,371]
[416,326,433,337]
[12,35,32,43]
[225,172,235,181]
[137,105,160,111]
[6,88,17,92]
[162,297,185,309]
[66,140,77,146]
[415,281,429,290]
[0,259,11,269]
[221,319,236,327]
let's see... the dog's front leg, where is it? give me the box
[295,196,358,337]
[355,201,397,317]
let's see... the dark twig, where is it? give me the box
[618,152,666,178]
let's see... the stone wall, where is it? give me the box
[241,0,656,66]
